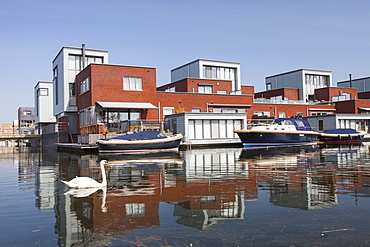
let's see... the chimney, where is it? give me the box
[82,44,86,69]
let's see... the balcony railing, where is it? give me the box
[254,98,311,105]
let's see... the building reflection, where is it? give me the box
[26,144,370,246]
[238,145,338,210]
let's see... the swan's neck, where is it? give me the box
[101,163,107,186]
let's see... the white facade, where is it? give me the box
[34,81,56,125]
[337,77,370,93]
[52,46,109,117]
[171,59,242,94]
[307,114,370,133]
[165,112,246,145]
[265,69,332,102]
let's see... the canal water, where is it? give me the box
[1,144,370,246]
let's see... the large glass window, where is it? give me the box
[203,66,236,81]
[69,55,104,83]
[188,119,243,139]
[254,111,270,117]
[53,66,58,105]
[80,77,90,94]
[198,85,212,94]
[123,77,142,91]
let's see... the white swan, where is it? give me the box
[62,160,109,189]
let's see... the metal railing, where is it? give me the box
[254,98,313,105]
[119,120,164,133]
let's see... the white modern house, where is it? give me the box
[165,112,245,146]
[265,69,332,102]
[52,45,109,134]
[171,59,242,94]
[34,81,56,132]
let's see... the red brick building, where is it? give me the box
[314,87,358,102]
[76,62,370,136]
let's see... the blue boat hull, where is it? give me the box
[236,132,318,148]
[98,138,182,153]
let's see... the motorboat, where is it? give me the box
[97,131,183,153]
[318,128,366,144]
[234,118,318,148]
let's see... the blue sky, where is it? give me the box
[1,0,370,124]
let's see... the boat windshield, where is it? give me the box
[274,119,294,126]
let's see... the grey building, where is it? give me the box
[265,69,332,102]
[18,107,35,134]
[337,76,370,93]
[171,59,242,94]
[34,81,56,133]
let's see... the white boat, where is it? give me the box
[234,118,319,148]
[97,131,183,153]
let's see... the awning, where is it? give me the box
[359,107,370,111]
[308,108,336,111]
[207,103,252,108]
[96,101,158,109]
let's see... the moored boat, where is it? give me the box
[318,128,366,144]
[97,131,183,153]
[234,118,318,148]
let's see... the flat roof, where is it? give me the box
[52,46,108,63]
[266,68,332,79]
[171,58,240,72]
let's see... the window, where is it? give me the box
[38,88,48,96]
[126,203,145,218]
[318,120,324,131]
[254,111,270,117]
[279,112,286,118]
[20,120,33,127]
[217,90,227,94]
[203,66,236,82]
[305,74,328,87]
[311,112,328,116]
[192,108,201,112]
[198,85,212,94]
[163,107,174,116]
[80,77,90,94]
[123,77,142,91]
[23,111,32,116]
[165,87,176,92]
[188,119,243,139]
[69,55,104,82]
[53,66,58,105]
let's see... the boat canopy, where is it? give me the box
[323,128,359,134]
[109,131,167,140]
[273,118,314,131]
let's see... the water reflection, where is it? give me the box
[19,144,370,245]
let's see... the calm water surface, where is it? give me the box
[1,144,370,246]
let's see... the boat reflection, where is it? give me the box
[32,145,370,245]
